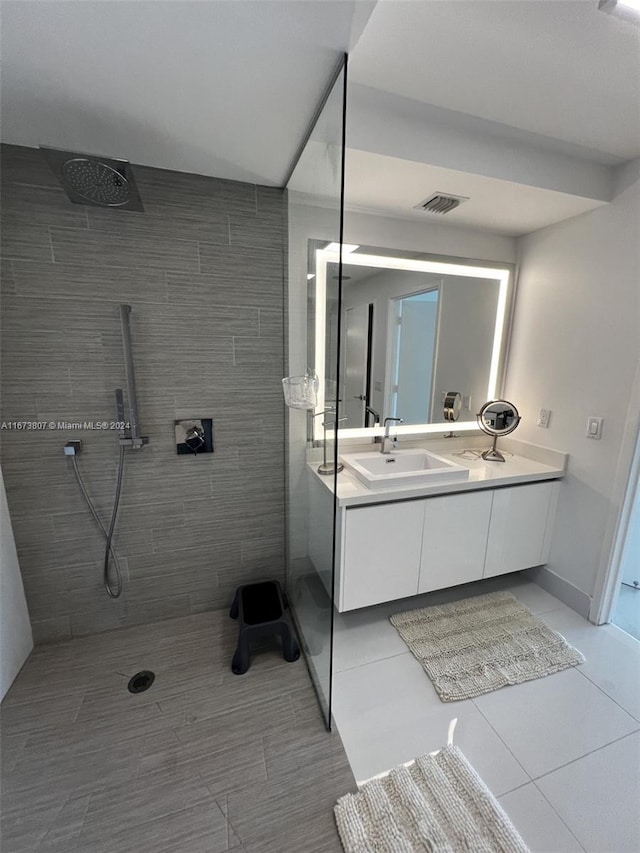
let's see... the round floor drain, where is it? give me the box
[127,670,155,694]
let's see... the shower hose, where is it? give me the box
[70,446,125,599]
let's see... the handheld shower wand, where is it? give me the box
[118,305,147,449]
[65,304,148,599]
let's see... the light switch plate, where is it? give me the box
[586,416,603,440]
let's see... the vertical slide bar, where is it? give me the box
[119,304,141,444]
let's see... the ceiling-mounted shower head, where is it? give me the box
[39,146,144,211]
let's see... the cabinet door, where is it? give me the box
[484,481,556,577]
[418,491,492,593]
[342,501,424,610]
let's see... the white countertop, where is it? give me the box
[308,436,568,507]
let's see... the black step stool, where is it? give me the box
[229,580,300,675]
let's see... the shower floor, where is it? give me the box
[1,610,353,853]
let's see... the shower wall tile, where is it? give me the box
[52,501,185,540]
[229,209,284,250]
[50,227,200,273]
[68,594,193,638]
[2,183,89,228]
[9,514,56,547]
[0,144,286,644]
[141,302,259,338]
[8,260,168,303]
[30,617,73,645]
[233,335,284,372]
[16,537,108,574]
[0,144,61,187]
[198,242,282,278]
[257,185,286,215]
[241,533,286,563]
[259,307,284,337]
[20,562,116,599]
[0,220,53,262]
[133,164,257,218]
[86,206,230,245]
[166,270,282,309]
[0,259,16,294]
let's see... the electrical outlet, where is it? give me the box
[537,408,551,428]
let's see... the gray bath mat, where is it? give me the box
[335,744,530,852]
[390,590,584,702]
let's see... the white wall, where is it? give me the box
[347,84,613,203]
[505,177,640,611]
[1,466,33,699]
[344,210,516,264]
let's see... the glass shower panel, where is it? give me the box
[285,60,346,729]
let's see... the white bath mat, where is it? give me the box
[334,743,530,853]
[390,590,584,702]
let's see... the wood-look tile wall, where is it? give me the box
[0,144,286,644]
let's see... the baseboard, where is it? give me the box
[523,566,591,620]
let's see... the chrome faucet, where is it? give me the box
[381,417,403,454]
[365,404,380,428]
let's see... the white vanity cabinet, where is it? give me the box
[418,491,493,593]
[342,501,424,611]
[484,481,557,577]
[336,479,560,611]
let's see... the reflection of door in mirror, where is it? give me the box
[343,304,373,428]
[389,289,439,423]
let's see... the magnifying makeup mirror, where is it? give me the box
[477,400,521,462]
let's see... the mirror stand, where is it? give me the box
[481,434,505,462]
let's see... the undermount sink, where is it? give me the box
[339,448,470,490]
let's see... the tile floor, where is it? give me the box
[1,610,355,853]
[332,573,640,853]
[613,583,640,642]
[4,575,640,853]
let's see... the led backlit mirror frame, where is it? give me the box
[312,248,513,441]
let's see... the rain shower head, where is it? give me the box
[40,146,144,211]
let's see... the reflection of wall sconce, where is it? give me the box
[175,419,214,455]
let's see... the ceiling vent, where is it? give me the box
[414,193,469,215]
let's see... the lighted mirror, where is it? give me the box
[310,245,513,440]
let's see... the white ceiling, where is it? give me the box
[1,0,638,235]
[343,0,639,234]
[0,0,370,185]
[349,0,640,162]
[345,150,606,236]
